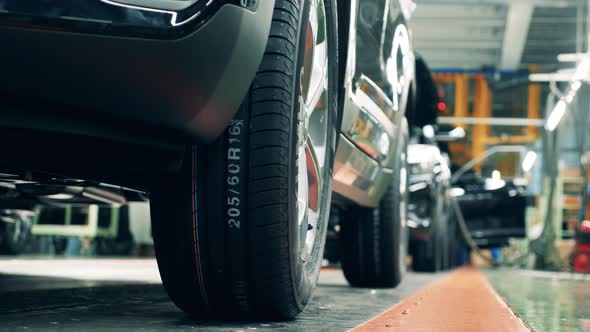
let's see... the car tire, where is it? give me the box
[412,198,444,272]
[340,121,409,288]
[447,218,458,268]
[150,0,338,320]
[0,211,33,255]
[324,206,342,264]
[439,203,450,270]
[412,236,441,272]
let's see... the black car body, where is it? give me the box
[0,1,272,142]
[453,172,529,248]
[0,1,275,194]
[450,146,533,248]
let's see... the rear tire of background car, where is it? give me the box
[0,211,33,255]
[412,236,442,272]
[340,121,409,288]
[412,198,444,272]
[150,0,338,320]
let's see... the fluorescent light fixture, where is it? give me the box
[529,73,570,82]
[522,151,537,172]
[557,53,585,62]
[574,58,590,81]
[565,92,575,104]
[571,80,582,91]
[545,100,567,131]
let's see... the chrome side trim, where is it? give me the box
[340,75,400,168]
[333,134,393,207]
[104,0,201,11]
[0,0,234,39]
[100,0,209,27]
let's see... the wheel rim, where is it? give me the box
[297,0,329,261]
[399,151,409,273]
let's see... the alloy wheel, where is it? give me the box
[297,0,330,261]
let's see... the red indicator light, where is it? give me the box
[437,102,447,111]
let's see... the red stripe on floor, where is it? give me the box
[352,267,530,332]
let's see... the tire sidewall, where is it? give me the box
[393,119,409,281]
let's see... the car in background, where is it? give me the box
[0,0,415,319]
[330,0,415,289]
[451,146,533,248]
[406,124,465,272]
[405,56,462,272]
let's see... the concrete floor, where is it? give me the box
[3,258,588,331]
[0,258,443,331]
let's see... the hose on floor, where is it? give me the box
[450,196,531,267]
[449,196,499,267]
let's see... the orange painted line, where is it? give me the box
[320,267,340,272]
[352,267,530,332]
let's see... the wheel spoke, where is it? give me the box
[303,0,329,173]
[304,0,328,116]
[303,141,321,256]
[305,41,327,114]
[297,144,309,227]
[305,141,321,212]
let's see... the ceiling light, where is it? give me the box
[529,73,570,82]
[574,58,590,81]
[522,151,537,172]
[545,100,567,132]
[557,53,585,62]
[571,80,582,91]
